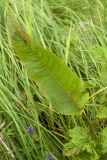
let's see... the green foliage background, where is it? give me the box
[0,0,107,159]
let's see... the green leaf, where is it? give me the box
[91,46,107,86]
[96,106,107,119]
[99,127,107,154]
[77,150,99,160]
[12,31,88,115]
[63,127,96,157]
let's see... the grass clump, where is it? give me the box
[0,0,107,159]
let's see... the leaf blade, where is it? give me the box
[12,31,89,115]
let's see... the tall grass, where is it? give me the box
[0,0,107,159]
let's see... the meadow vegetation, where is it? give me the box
[0,0,107,159]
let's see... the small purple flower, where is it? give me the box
[27,126,35,134]
[46,152,54,160]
